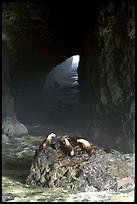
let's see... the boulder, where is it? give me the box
[2,116,28,137]
[26,135,133,192]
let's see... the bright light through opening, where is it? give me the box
[72,55,79,65]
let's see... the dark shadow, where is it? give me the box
[2,155,32,184]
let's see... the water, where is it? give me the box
[2,134,135,202]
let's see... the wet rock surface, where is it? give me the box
[2,133,135,202]
[2,116,28,138]
[26,134,134,192]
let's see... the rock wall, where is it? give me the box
[78,2,135,152]
[2,42,28,138]
[2,43,15,119]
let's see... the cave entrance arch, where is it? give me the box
[43,55,81,132]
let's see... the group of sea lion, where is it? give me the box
[39,132,96,156]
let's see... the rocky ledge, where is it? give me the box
[26,133,134,192]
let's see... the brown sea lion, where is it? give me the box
[61,135,75,156]
[39,132,56,148]
[77,138,95,154]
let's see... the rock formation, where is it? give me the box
[26,134,134,192]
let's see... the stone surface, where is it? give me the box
[2,116,28,137]
[2,133,9,144]
[26,136,133,192]
[77,2,135,153]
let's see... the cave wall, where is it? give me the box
[2,42,16,120]
[2,1,135,152]
[78,2,135,152]
[2,42,28,137]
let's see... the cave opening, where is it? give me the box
[13,54,84,136]
[42,55,83,135]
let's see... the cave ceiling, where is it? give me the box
[2,1,100,58]
[2,1,135,76]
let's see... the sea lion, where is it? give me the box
[77,138,95,154]
[39,132,56,148]
[61,135,75,156]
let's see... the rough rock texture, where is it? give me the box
[78,2,135,152]
[2,134,135,202]
[26,136,133,192]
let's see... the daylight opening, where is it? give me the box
[43,55,80,133]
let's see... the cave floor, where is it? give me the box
[2,134,135,202]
